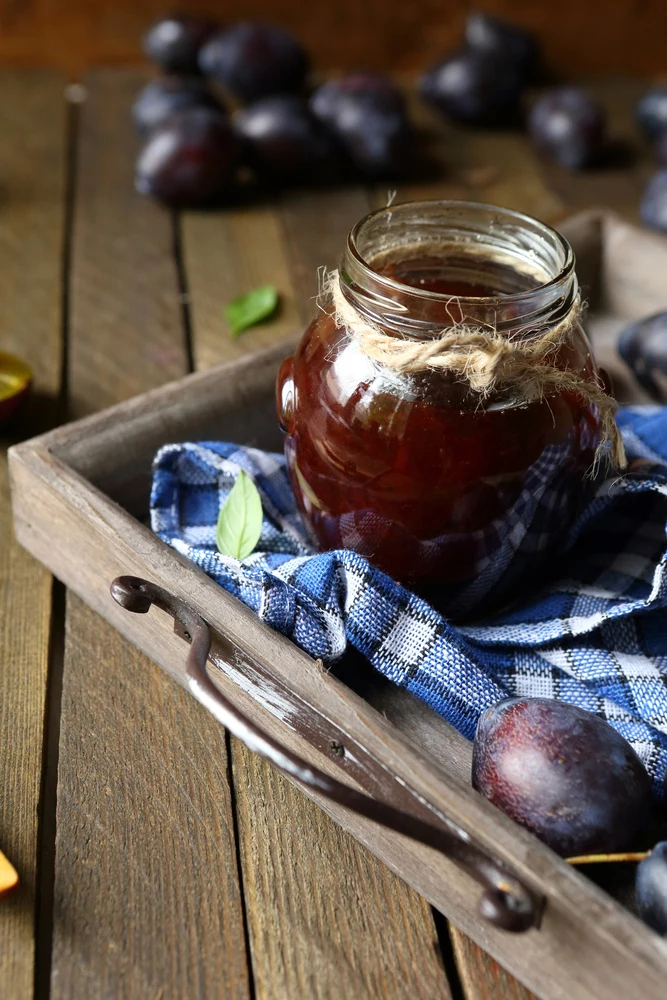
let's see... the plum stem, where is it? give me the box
[566,851,651,865]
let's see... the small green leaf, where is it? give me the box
[225,284,279,338]
[216,470,263,560]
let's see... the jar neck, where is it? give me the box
[339,200,578,340]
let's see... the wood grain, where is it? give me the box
[451,928,537,1000]
[0,1,666,79]
[51,598,251,1000]
[50,68,251,999]
[232,742,450,1000]
[279,186,372,324]
[0,70,66,1000]
[183,175,452,998]
[181,204,302,370]
[68,68,187,419]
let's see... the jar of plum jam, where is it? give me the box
[276,201,602,613]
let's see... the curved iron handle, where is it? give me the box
[110,575,542,933]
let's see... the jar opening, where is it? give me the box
[348,200,572,300]
[341,200,577,338]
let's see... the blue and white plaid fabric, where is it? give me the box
[151,406,667,795]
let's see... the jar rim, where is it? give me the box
[346,199,575,306]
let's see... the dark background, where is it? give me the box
[0,0,665,78]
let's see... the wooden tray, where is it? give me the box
[9,209,667,1000]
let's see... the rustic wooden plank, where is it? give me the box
[279,186,373,322]
[451,929,537,1000]
[232,742,450,1000]
[181,205,302,369]
[68,68,187,419]
[448,127,565,223]
[52,598,251,1000]
[50,68,251,1000]
[181,184,452,997]
[0,457,54,998]
[0,70,67,1000]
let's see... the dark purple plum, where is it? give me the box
[233,95,335,181]
[332,105,414,178]
[618,311,667,397]
[142,15,218,74]
[310,73,405,127]
[637,87,667,140]
[657,132,667,168]
[135,106,239,207]
[472,698,652,857]
[419,49,523,126]
[132,76,222,136]
[528,88,606,169]
[641,170,667,232]
[636,842,667,934]
[199,22,308,103]
[465,11,538,81]
[310,75,413,177]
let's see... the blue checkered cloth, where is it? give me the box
[150,406,667,795]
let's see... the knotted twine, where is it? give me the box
[324,269,627,469]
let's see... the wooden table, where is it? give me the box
[0,69,654,1000]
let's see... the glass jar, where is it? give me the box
[276,201,601,614]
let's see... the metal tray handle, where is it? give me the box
[111,575,542,933]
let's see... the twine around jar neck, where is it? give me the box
[324,269,627,470]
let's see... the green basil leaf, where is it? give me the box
[225,284,279,338]
[216,470,263,560]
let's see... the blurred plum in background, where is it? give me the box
[199,22,309,103]
[528,88,607,169]
[143,15,218,75]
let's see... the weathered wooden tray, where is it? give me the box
[9,209,667,1000]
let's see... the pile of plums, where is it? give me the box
[134,16,417,206]
[134,13,667,235]
[473,698,667,936]
[132,11,612,208]
[419,14,603,169]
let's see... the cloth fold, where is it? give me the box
[150,406,667,794]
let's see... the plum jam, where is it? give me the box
[276,201,601,612]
